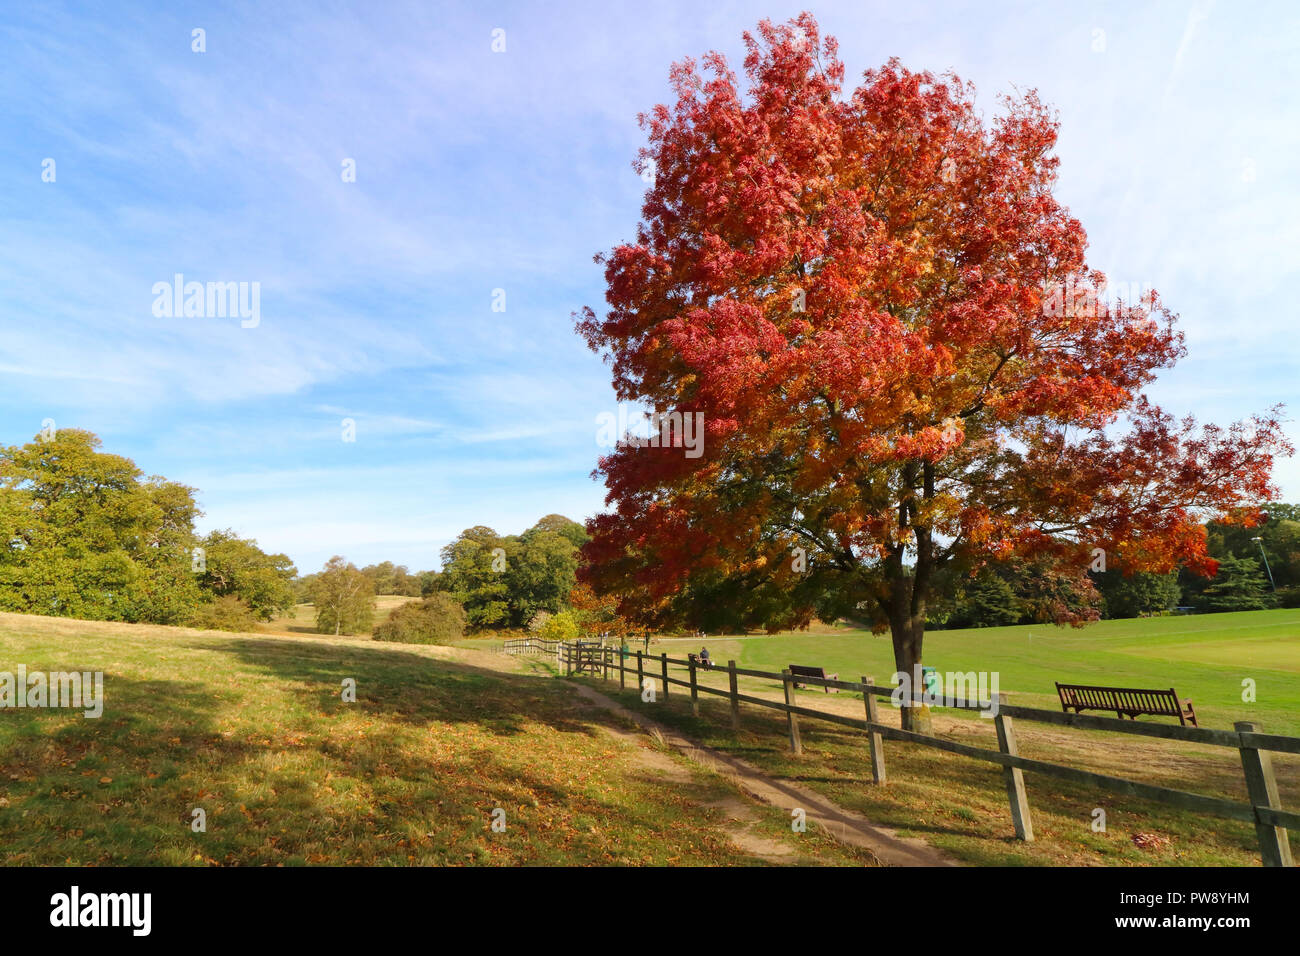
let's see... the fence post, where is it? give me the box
[619,646,626,690]
[994,691,1033,841]
[688,656,699,717]
[564,642,571,677]
[636,651,643,694]
[603,645,609,681]
[781,669,802,755]
[862,676,885,785]
[1235,721,1294,867]
[728,660,740,732]
[661,653,670,699]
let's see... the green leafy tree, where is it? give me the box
[1093,567,1181,618]
[394,566,423,596]
[310,556,376,635]
[195,529,296,621]
[190,594,259,632]
[292,572,318,604]
[0,429,201,623]
[360,561,423,596]
[1203,504,1299,591]
[416,570,440,596]
[360,561,399,595]
[438,526,511,627]
[529,514,589,549]
[506,522,582,626]
[439,517,586,629]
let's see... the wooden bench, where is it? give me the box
[789,664,839,693]
[1056,682,1198,726]
[687,653,714,670]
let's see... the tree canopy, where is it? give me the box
[310,556,376,636]
[577,15,1289,727]
[196,529,296,622]
[437,516,587,629]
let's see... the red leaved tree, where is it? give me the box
[576,14,1289,728]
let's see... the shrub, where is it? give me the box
[1275,585,1300,609]
[373,594,466,645]
[190,594,259,632]
[538,609,579,643]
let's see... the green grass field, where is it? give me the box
[3,607,1297,866]
[0,611,871,866]
[659,609,1300,737]
[566,608,1300,865]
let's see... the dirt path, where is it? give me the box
[578,701,805,863]
[570,682,958,866]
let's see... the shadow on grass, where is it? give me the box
[2,639,751,864]
[203,637,605,738]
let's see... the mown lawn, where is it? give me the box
[0,612,873,866]
[571,610,1300,866]
[659,609,1300,737]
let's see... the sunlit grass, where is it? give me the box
[0,611,872,866]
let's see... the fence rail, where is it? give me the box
[502,637,560,656]
[556,643,1298,866]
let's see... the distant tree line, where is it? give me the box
[0,429,295,630]
[297,515,606,643]
[920,504,1300,629]
[293,561,438,604]
[0,431,606,647]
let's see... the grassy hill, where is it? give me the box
[3,607,1296,866]
[0,611,870,866]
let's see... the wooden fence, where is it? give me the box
[502,636,560,657]
[557,643,1299,866]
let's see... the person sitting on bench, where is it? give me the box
[699,647,711,669]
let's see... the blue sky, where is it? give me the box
[2,0,1297,574]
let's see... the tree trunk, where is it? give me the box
[890,610,931,734]
[882,460,935,733]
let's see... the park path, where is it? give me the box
[568,681,958,867]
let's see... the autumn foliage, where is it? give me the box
[577,14,1289,723]
[569,582,634,641]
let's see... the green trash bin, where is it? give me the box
[921,666,940,698]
